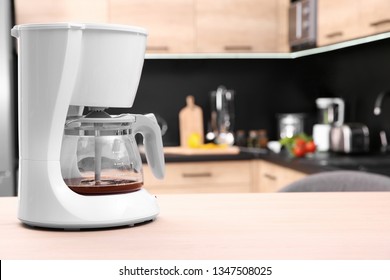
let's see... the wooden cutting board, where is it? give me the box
[179,95,204,147]
[164,146,240,155]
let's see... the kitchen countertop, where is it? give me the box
[258,151,390,176]
[1,192,390,259]
[142,148,255,163]
[153,147,390,177]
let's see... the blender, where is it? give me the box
[313,98,345,152]
[12,23,165,229]
[208,85,235,145]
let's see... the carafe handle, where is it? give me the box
[133,114,165,179]
[333,98,345,126]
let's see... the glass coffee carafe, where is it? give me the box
[60,110,163,195]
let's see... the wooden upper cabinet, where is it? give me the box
[14,0,288,54]
[276,0,290,53]
[108,0,195,53]
[14,0,390,54]
[317,0,360,46]
[359,0,390,37]
[15,0,108,24]
[318,0,390,47]
[195,0,278,53]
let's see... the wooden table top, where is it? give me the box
[1,192,390,260]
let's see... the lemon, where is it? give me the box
[187,133,202,148]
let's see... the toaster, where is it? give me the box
[330,123,370,153]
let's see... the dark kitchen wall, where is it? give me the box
[115,38,390,150]
[121,58,322,146]
[308,38,390,151]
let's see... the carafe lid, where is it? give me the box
[64,114,136,136]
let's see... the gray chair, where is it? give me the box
[279,170,390,192]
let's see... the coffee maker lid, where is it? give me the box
[64,114,136,136]
[11,22,148,36]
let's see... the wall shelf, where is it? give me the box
[145,32,390,60]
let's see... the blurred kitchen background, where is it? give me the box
[2,0,390,195]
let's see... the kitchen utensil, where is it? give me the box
[210,86,235,145]
[277,113,305,139]
[12,23,165,229]
[179,95,204,147]
[330,123,370,153]
[313,97,345,152]
[267,141,282,153]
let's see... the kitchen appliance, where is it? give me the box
[289,0,317,51]
[12,22,165,229]
[209,85,235,145]
[313,98,344,152]
[330,123,370,153]
[0,0,16,196]
[277,113,305,139]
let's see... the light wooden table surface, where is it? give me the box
[1,192,390,260]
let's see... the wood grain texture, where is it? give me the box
[1,193,390,259]
[317,0,360,46]
[359,0,390,37]
[143,160,254,194]
[163,146,240,155]
[195,0,278,52]
[15,0,109,24]
[256,160,307,192]
[13,0,296,53]
[108,0,195,53]
[276,0,290,52]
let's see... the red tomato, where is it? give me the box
[293,145,306,157]
[305,140,316,153]
[294,138,306,147]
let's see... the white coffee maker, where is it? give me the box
[12,23,165,229]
